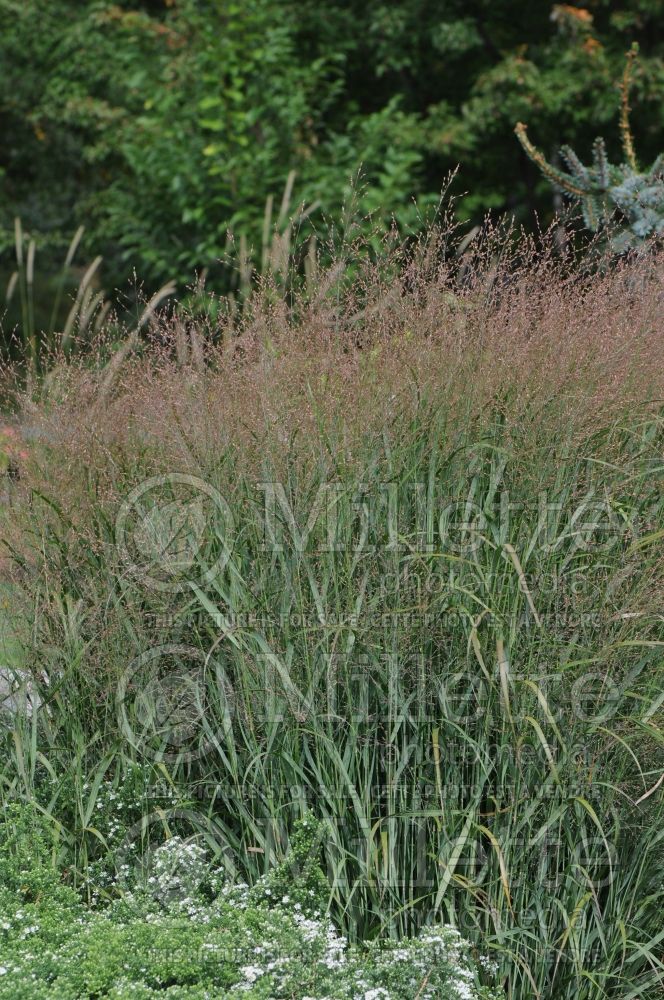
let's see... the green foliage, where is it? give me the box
[2,0,664,297]
[249,815,330,919]
[0,804,498,999]
[1,233,663,997]
[0,801,61,896]
[0,0,430,291]
[515,46,664,251]
[2,219,110,371]
[2,391,663,995]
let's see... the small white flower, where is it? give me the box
[240,965,264,983]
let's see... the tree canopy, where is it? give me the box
[1,0,663,289]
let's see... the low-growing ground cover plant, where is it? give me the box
[0,225,663,998]
[0,806,500,999]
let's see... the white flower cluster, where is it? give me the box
[116,835,210,908]
[0,807,501,1000]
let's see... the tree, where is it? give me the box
[515,47,664,251]
[1,0,663,295]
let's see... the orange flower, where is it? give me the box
[583,37,602,54]
[551,5,594,26]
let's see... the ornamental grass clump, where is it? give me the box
[0,223,662,998]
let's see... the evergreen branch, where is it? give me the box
[515,49,662,253]
[592,137,610,190]
[620,43,639,172]
[560,145,590,186]
[514,123,586,197]
[649,153,664,179]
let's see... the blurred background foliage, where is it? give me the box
[1,0,663,302]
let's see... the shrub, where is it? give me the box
[0,807,499,999]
